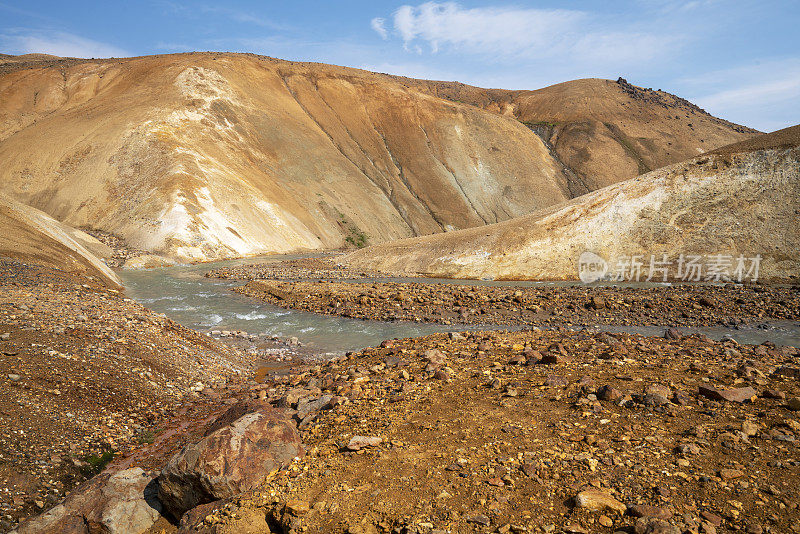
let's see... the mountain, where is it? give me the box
[0,195,120,286]
[403,77,758,192]
[341,125,800,282]
[0,53,755,261]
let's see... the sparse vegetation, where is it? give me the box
[80,448,116,476]
[136,429,157,445]
[522,120,558,129]
[336,209,369,248]
[344,228,369,248]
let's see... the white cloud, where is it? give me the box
[391,3,584,56]
[380,2,679,69]
[370,17,388,40]
[0,30,128,58]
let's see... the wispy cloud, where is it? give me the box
[199,6,290,31]
[379,2,680,67]
[370,17,388,40]
[0,29,128,58]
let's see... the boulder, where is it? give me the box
[157,407,303,519]
[15,467,162,534]
[422,349,447,366]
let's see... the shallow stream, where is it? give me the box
[117,254,800,356]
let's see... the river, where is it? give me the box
[117,254,800,356]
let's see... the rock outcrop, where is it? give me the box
[157,403,303,519]
[341,126,800,282]
[13,468,162,534]
[0,53,754,261]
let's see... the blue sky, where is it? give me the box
[1,0,798,131]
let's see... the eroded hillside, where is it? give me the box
[406,77,759,191]
[341,126,800,282]
[0,195,120,287]
[0,53,755,261]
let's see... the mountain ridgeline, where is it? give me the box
[0,53,756,261]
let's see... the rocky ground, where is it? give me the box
[5,255,800,534]
[222,274,800,329]
[119,327,799,534]
[0,258,252,531]
[81,229,148,268]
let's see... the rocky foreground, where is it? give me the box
[193,328,800,534]
[13,325,799,534]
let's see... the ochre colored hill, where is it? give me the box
[0,53,755,261]
[341,126,800,282]
[0,195,120,286]
[404,76,759,192]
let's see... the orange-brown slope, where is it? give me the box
[0,53,756,261]
[406,77,758,191]
[341,125,800,282]
[0,195,120,287]
[0,53,573,261]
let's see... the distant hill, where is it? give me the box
[341,125,800,282]
[0,52,756,261]
[0,195,120,286]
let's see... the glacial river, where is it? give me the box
[117,254,800,356]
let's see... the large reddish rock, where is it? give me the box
[157,406,303,519]
[14,467,162,534]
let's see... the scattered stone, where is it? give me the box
[574,489,626,514]
[466,513,490,526]
[634,518,680,534]
[698,385,757,403]
[628,504,673,520]
[346,436,382,451]
[285,499,310,516]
